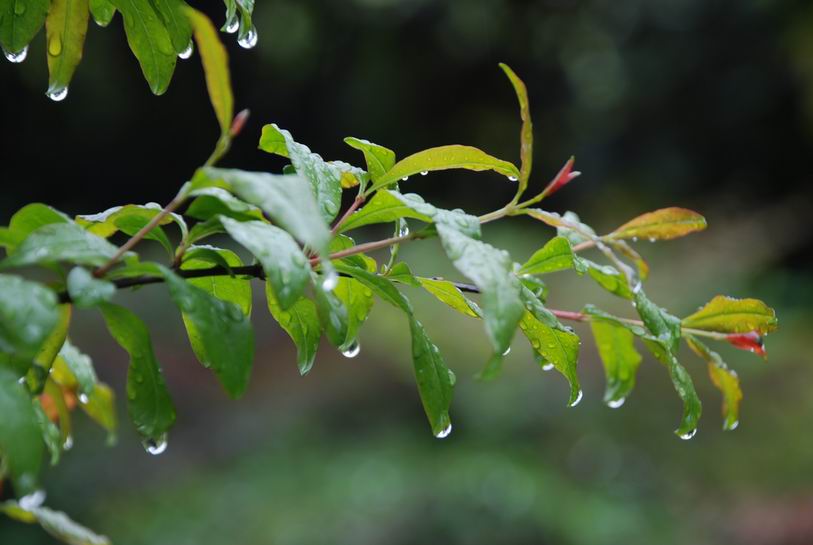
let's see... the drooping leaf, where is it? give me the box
[519,236,584,276]
[234,0,254,47]
[607,207,707,241]
[0,366,45,496]
[0,274,60,373]
[437,225,524,355]
[99,303,175,441]
[89,0,116,27]
[1,222,120,269]
[499,63,532,195]
[313,279,349,349]
[32,400,61,465]
[185,6,232,135]
[385,261,420,286]
[333,263,412,314]
[371,145,521,192]
[409,317,453,437]
[109,0,176,95]
[42,379,71,451]
[0,0,49,56]
[687,335,741,431]
[589,319,642,406]
[259,124,344,222]
[417,277,479,318]
[344,137,396,182]
[518,310,581,406]
[219,217,309,309]
[634,289,682,355]
[334,277,374,348]
[682,295,778,335]
[4,502,111,545]
[265,286,321,375]
[66,267,116,308]
[79,383,118,443]
[45,0,90,100]
[76,203,186,256]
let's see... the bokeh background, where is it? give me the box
[2,0,812,544]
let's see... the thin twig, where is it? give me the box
[330,196,365,236]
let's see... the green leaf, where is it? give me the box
[25,304,72,394]
[518,310,581,406]
[152,0,190,55]
[581,259,634,300]
[219,217,308,309]
[687,335,741,431]
[77,203,186,255]
[386,261,420,286]
[185,6,232,135]
[234,0,254,46]
[185,187,263,222]
[437,225,523,355]
[265,286,320,375]
[313,280,349,349]
[499,63,532,196]
[0,366,45,496]
[371,145,520,192]
[334,277,374,348]
[32,400,62,465]
[329,235,377,272]
[43,378,71,452]
[607,207,707,241]
[334,263,413,314]
[67,267,116,308]
[526,209,597,247]
[56,340,97,395]
[409,317,453,437]
[89,0,116,27]
[45,0,89,100]
[634,289,682,355]
[589,319,642,406]
[1,204,70,252]
[196,168,332,255]
[99,303,175,441]
[109,0,176,95]
[417,277,479,318]
[0,0,49,56]
[642,337,701,439]
[0,274,59,373]
[1,222,120,269]
[344,137,396,182]
[8,503,111,545]
[259,124,344,222]
[682,295,778,335]
[519,236,584,276]
[79,383,118,443]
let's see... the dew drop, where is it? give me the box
[321,269,339,292]
[19,490,46,510]
[568,389,584,407]
[542,362,554,371]
[47,36,62,57]
[4,45,28,63]
[225,15,240,33]
[724,420,739,431]
[507,176,518,182]
[46,86,68,102]
[502,346,511,356]
[398,222,410,237]
[142,434,168,455]
[401,176,409,181]
[178,40,194,60]
[606,397,625,409]
[420,170,428,176]
[63,435,74,451]
[648,237,656,243]
[341,340,361,358]
[434,423,452,439]
[237,26,258,49]
[78,393,89,404]
[678,428,697,440]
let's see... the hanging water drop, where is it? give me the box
[507,176,518,182]
[542,362,554,371]
[341,340,361,358]
[143,434,168,455]
[4,45,28,63]
[178,40,194,60]
[398,222,410,237]
[225,15,240,33]
[401,176,409,181]
[678,428,697,440]
[63,435,74,450]
[502,346,511,356]
[420,170,428,176]
[321,269,339,292]
[724,420,739,431]
[606,397,625,409]
[568,389,584,407]
[78,393,89,404]
[237,26,258,49]
[434,423,452,439]
[46,86,68,102]
[19,490,46,510]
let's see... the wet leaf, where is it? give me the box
[45,0,90,99]
[66,268,116,308]
[334,277,374,348]
[344,137,396,182]
[581,259,634,300]
[409,317,453,437]
[313,279,349,349]
[0,0,49,55]
[607,207,707,241]
[1,223,120,269]
[9,502,111,545]
[0,274,60,373]
[417,277,479,318]
[0,366,45,496]
[634,289,682,355]
[334,263,412,314]
[89,0,116,26]
[1,204,70,252]
[266,286,320,375]
[185,187,263,222]
[519,236,583,276]
[682,295,778,334]
[589,319,642,406]
[152,0,191,55]
[499,63,532,195]
[25,304,72,394]
[642,337,701,439]
[687,335,741,431]
[518,310,581,406]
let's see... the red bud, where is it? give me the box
[542,156,580,198]
[229,109,250,137]
[726,331,766,358]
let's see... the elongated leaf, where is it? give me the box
[437,225,523,355]
[42,379,71,450]
[499,63,532,195]
[417,277,479,318]
[0,0,49,55]
[185,6,232,135]
[9,503,110,545]
[687,335,741,431]
[100,303,175,441]
[334,263,413,314]
[77,203,187,256]
[607,207,707,241]
[409,317,453,437]
[67,267,116,308]
[266,286,320,375]
[634,289,681,355]
[219,217,308,309]
[259,124,344,222]
[610,239,650,280]
[682,295,777,334]
[45,0,89,100]
[0,366,45,496]
[643,337,702,439]
[334,277,374,348]
[519,236,584,276]
[519,311,581,406]
[590,319,642,406]
[26,304,72,394]
[344,137,396,182]
[181,246,250,312]
[1,223,120,269]
[329,235,377,273]
[152,0,190,55]
[89,0,116,26]
[79,383,118,443]
[371,145,520,191]
[0,274,59,373]
[33,400,62,465]
[386,261,419,286]
[313,280,349,349]
[110,0,176,95]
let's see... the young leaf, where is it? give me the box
[77,203,187,255]
[371,145,521,192]
[89,0,116,27]
[518,311,582,406]
[437,225,523,355]
[540,157,580,199]
[0,274,60,372]
[519,236,583,276]
[725,331,767,358]
[344,137,396,182]
[0,366,45,496]
[0,0,49,56]
[610,239,650,280]
[499,63,532,196]
[219,217,309,309]
[185,6,232,135]
[56,340,97,395]
[32,400,62,465]
[409,317,454,437]
[265,286,321,375]
[109,0,176,95]
[607,207,707,241]
[45,0,90,101]
[682,295,778,335]
[79,383,118,443]
[687,335,741,431]
[1,223,120,269]
[66,267,116,308]
[329,235,377,273]
[100,303,175,441]
[417,277,479,318]
[334,277,374,349]
[589,319,642,406]
[386,261,420,286]
[642,338,702,439]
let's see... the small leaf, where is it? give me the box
[518,310,581,406]
[610,239,650,280]
[344,137,396,182]
[56,340,97,395]
[334,277,374,348]
[152,0,191,55]
[417,277,479,318]
[589,319,642,406]
[89,0,116,26]
[607,207,707,241]
[371,145,520,192]
[1,223,120,269]
[409,317,453,437]
[643,337,702,439]
[0,274,60,372]
[330,235,377,273]
[386,262,420,286]
[67,267,116,308]
[0,0,49,55]
[32,400,62,465]
[77,203,187,255]
[0,366,45,496]
[687,335,741,431]
[581,259,634,300]
[219,218,308,309]
[185,6,232,135]
[79,383,118,443]
[519,236,582,276]
[499,63,532,195]
[100,303,176,441]
[682,295,778,335]
[265,287,321,375]
[45,0,90,100]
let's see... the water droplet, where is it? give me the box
[502,346,511,356]
[724,420,739,431]
[434,423,452,439]
[606,397,625,409]
[142,434,168,455]
[632,281,642,294]
[63,436,74,450]
[19,490,46,510]
[237,26,258,49]
[542,362,554,371]
[420,170,428,176]
[568,389,584,407]
[178,40,194,60]
[507,176,518,182]
[47,36,62,57]
[678,428,697,440]
[648,237,656,243]
[46,86,68,102]
[321,269,339,292]
[78,393,89,404]
[401,176,409,181]
[398,222,410,237]
[225,15,239,33]
[631,236,638,242]
[4,45,28,63]
[341,340,361,358]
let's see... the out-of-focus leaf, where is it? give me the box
[100,303,175,441]
[185,187,263,222]
[682,295,778,334]
[417,277,479,318]
[185,6,232,135]
[725,331,767,358]
[344,137,396,182]
[519,236,585,276]
[518,310,581,406]
[607,207,707,241]
[610,239,650,280]
[1,223,120,269]
[45,0,89,100]
[0,366,45,496]
[55,340,97,395]
[499,63,532,195]
[386,262,420,286]
[32,401,61,465]
[67,267,116,308]
[409,317,453,437]
[642,337,701,439]
[687,335,741,431]
[2,204,70,252]
[0,274,59,373]
[0,0,49,56]
[79,383,117,443]
[25,304,71,394]
[334,277,374,348]
[89,0,116,27]
[589,319,642,406]
[329,235,377,272]
[42,379,71,449]
[9,503,111,545]
[266,286,320,375]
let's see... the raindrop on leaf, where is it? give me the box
[142,434,168,455]
[435,423,452,439]
[178,40,194,60]
[237,26,258,49]
[4,45,28,63]
[341,340,361,358]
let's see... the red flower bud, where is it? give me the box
[726,331,766,358]
[542,156,580,198]
[229,109,250,137]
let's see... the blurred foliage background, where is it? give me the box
[1,0,812,543]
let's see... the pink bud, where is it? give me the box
[229,109,250,137]
[542,156,580,198]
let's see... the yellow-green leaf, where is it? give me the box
[185,7,232,136]
[417,277,479,318]
[45,0,89,101]
[682,295,778,334]
[687,335,741,431]
[607,207,707,241]
[499,63,532,196]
